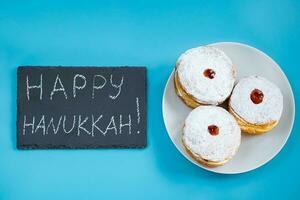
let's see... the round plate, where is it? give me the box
[162,42,295,174]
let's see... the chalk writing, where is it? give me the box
[23,115,35,135]
[136,97,140,134]
[35,115,45,135]
[77,115,91,136]
[23,114,137,136]
[18,67,146,149]
[109,75,124,100]
[92,75,106,99]
[46,116,62,135]
[63,115,76,134]
[26,73,125,101]
[91,115,103,137]
[73,74,87,98]
[119,114,132,134]
[50,75,68,100]
[26,74,43,100]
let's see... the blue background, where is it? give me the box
[0,0,299,199]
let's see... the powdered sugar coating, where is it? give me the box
[183,106,241,162]
[177,46,235,105]
[230,76,283,124]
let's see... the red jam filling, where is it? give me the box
[203,69,215,79]
[208,125,219,136]
[250,89,264,104]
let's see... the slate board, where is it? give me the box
[17,66,147,149]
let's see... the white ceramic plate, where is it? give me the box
[162,42,295,174]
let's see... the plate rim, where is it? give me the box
[162,41,295,174]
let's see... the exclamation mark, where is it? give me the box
[136,97,140,134]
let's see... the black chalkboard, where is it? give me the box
[17,66,147,149]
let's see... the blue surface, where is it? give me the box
[0,0,299,199]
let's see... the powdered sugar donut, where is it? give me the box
[182,106,241,167]
[229,75,283,134]
[174,46,236,108]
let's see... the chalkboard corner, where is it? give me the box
[16,144,25,150]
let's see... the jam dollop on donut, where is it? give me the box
[208,125,219,136]
[203,68,216,79]
[250,89,264,104]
